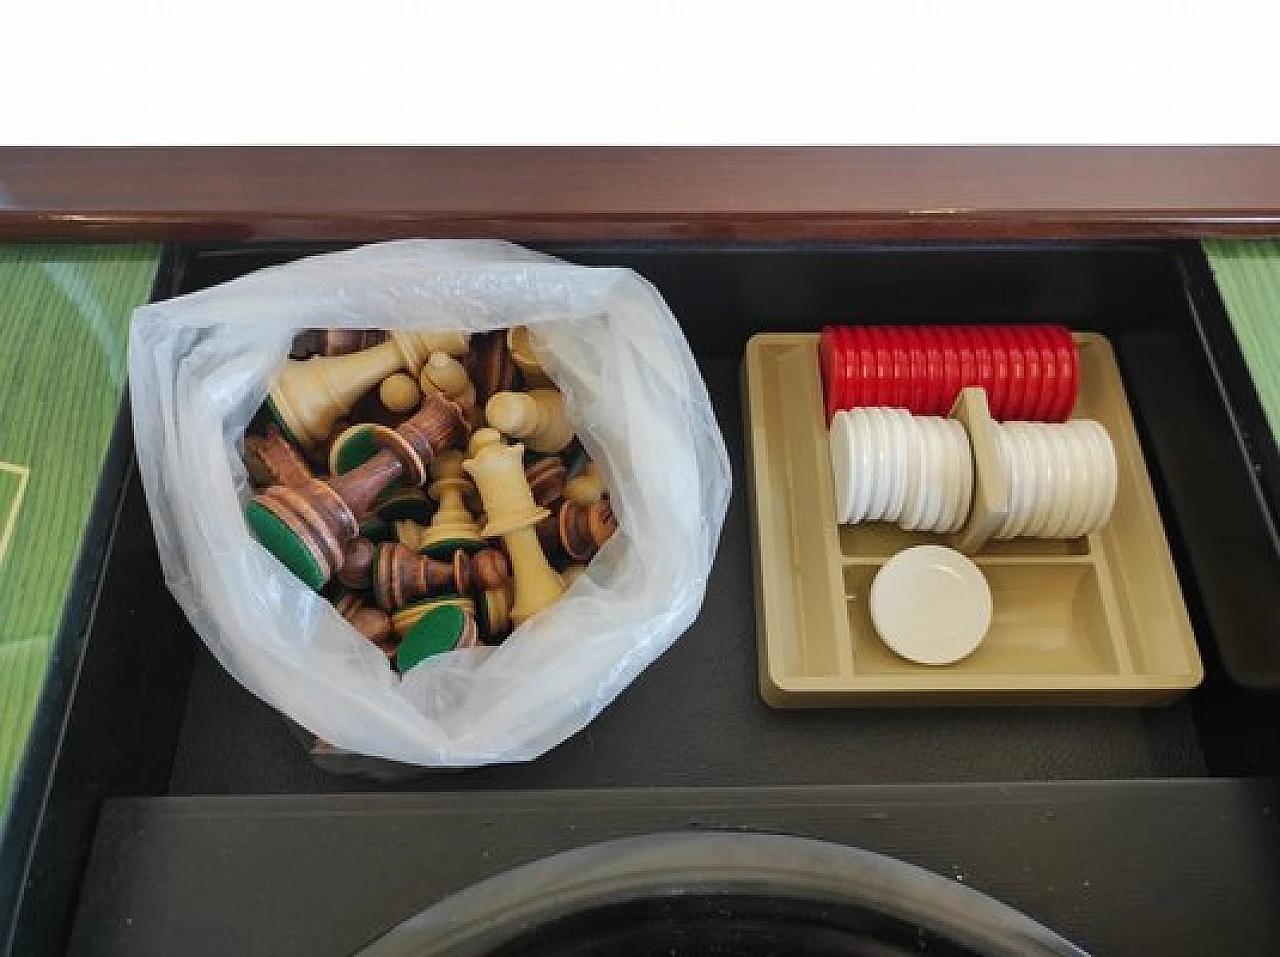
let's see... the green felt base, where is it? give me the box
[375,489,434,524]
[397,605,467,672]
[244,500,326,590]
[422,536,486,559]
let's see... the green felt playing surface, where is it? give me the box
[243,500,327,590]
[1203,240,1280,443]
[396,605,466,671]
[0,244,161,816]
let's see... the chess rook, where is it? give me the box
[374,542,472,610]
[485,388,575,454]
[268,330,469,447]
[463,429,565,624]
[245,392,468,589]
[243,424,314,489]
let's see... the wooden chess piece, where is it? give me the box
[419,352,482,428]
[337,536,376,588]
[463,429,565,625]
[507,326,553,387]
[413,450,485,557]
[243,424,314,489]
[396,605,479,672]
[525,456,568,508]
[374,542,472,610]
[291,329,387,360]
[485,389,575,454]
[466,330,518,404]
[564,459,606,504]
[379,372,421,414]
[475,582,513,642]
[268,330,468,448]
[335,591,394,648]
[538,497,618,563]
[246,392,467,589]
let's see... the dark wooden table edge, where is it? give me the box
[6,210,1280,241]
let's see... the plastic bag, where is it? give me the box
[129,240,731,768]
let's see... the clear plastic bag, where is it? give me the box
[128,240,731,768]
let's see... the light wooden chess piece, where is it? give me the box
[564,459,606,504]
[268,329,469,447]
[463,429,565,625]
[246,392,467,589]
[419,352,482,428]
[507,326,553,387]
[243,424,314,489]
[379,372,422,414]
[485,389,575,454]
[408,450,485,557]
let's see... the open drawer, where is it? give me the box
[6,241,1280,957]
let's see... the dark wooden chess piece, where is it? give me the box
[374,542,512,611]
[538,497,618,563]
[246,392,467,590]
[291,329,388,360]
[335,591,394,648]
[243,424,314,489]
[466,330,518,404]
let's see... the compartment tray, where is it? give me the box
[744,332,1202,706]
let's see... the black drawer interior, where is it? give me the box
[11,240,1280,956]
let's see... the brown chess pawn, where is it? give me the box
[507,326,553,387]
[412,450,485,558]
[374,542,472,610]
[564,459,606,504]
[268,329,469,448]
[337,536,376,589]
[485,389,575,454]
[525,456,568,508]
[242,424,314,489]
[538,497,618,563]
[335,591,394,650]
[378,372,422,414]
[463,429,565,625]
[291,329,387,360]
[466,330,518,404]
[419,352,482,428]
[246,392,467,590]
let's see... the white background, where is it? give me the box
[2,0,1279,144]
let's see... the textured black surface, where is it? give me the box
[167,356,1206,794]
[68,780,1280,957]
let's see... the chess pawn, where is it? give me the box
[538,497,618,563]
[525,456,568,508]
[507,326,553,387]
[337,536,376,589]
[416,451,484,557]
[374,542,472,610]
[485,389,575,454]
[291,329,387,360]
[246,392,467,590]
[419,352,482,428]
[268,329,469,448]
[466,330,518,404]
[463,429,565,625]
[335,591,394,648]
[564,459,606,504]
[242,424,314,489]
[378,372,422,414]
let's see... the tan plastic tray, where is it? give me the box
[743,332,1203,707]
